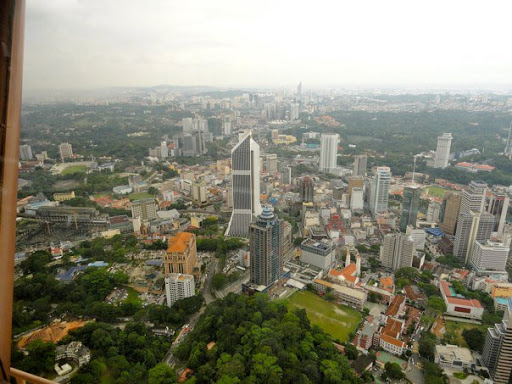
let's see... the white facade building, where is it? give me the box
[319,133,339,172]
[226,131,262,237]
[380,233,415,271]
[300,239,336,272]
[434,133,452,169]
[470,240,510,274]
[350,187,364,211]
[369,167,391,216]
[165,273,195,307]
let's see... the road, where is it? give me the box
[405,333,424,384]
[202,259,217,304]
[163,257,218,366]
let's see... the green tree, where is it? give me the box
[148,363,177,384]
[419,332,437,361]
[20,339,56,374]
[427,296,447,314]
[384,362,405,380]
[462,328,485,352]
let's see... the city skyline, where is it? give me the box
[24,0,512,90]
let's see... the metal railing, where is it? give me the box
[9,368,57,384]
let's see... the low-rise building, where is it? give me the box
[379,332,406,356]
[53,191,76,202]
[314,279,367,309]
[435,344,475,369]
[440,280,484,321]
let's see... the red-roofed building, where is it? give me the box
[455,162,495,173]
[385,295,405,318]
[439,280,484,320]
[379,332,406,355]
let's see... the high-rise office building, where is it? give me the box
[300,238,335,272]
[353,155,367,177]
[470,240,509,274]
[369,167,391,216]
[182,116,208,133]
[164,232,198,275]
[59,142,73,161]
[348,176,364,199]
[165,273,195,307]
[427,201,441,222]
[130,198,158,221]
[281,166,292,184]
[192,182,207,204]
[488,193,510,235]
[261,153,278,174]
[439,192,462,235]
[299,176,314,203]
[461,180,487,213]
[289,103,300,121]
[482,298,512,383]
[433,133,452,169]
[19,144,32,161]
[380,233,415,271]
[249,208,283,287]
[454,211,495,264]
[453,181,493,262]
[400,185,421,232]
[504,122,512,157]
[226,131,262,237]
[350,187,364,211]
[319,133,339,172]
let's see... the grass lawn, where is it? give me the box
[284,290,363,342]
[61,164,87,175]
[128,192,153,201]
[124,286,142,306]
[454,372,469,380]
[444,320,487,348]
[428,185,447,199]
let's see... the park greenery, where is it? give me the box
[174,293,366,384]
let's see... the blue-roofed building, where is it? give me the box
[146,259,163,267]
[56,266,88,283]
[425,227,444,237]
[88,261,108,268]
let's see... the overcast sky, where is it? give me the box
[23,0,512,90]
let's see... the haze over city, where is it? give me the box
[25,0,512,90]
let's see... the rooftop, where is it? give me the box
[167,232,194,253]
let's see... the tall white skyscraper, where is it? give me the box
[504,121,512,157]
[369,167,391,216]
[319,133,339,172]
[433,133,452,169]
[226,131,262,237]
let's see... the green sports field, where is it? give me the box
[285,290,363,342]
[61,164,87,175]
[428,185,447,198]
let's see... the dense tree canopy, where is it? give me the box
[174,293,363,384]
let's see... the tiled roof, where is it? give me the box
[380,333,406,348]
[167,232,194,253]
